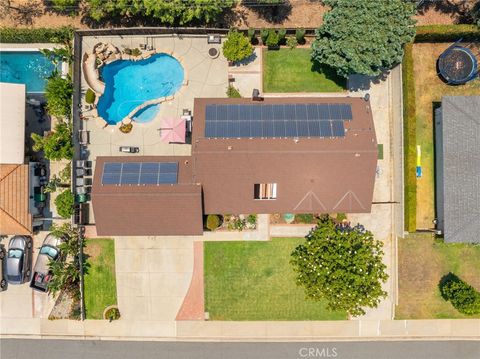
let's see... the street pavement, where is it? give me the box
[1,339,479,359]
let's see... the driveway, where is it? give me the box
[114,236,196,325]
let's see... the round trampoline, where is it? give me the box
[437,45,478,85]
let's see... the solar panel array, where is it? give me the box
[204,103,352,139]
[102,162,178,185]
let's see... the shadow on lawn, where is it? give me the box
[310,61,347,89]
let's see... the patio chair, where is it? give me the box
[78,130,90,145]
[76,178,85,187]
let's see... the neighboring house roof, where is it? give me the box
[435,96,480,243]
[0,164,32,235]
[91,156,203,236]
[192,97,377,215]
[0,83,25,164]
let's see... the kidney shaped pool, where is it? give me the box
[97,53,184,125]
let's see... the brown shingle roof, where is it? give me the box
[192,97,377,215]
[92,156,203,236]
[0,164,32,235]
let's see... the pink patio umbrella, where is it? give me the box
[160,117,186,143]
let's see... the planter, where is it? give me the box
[103,305,121,321]
[267,45,280,51]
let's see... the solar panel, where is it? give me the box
[204,103,351,139]
[102,162,178,186]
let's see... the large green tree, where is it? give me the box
[222,29,254,62]
[86,0,234,24]
[290,216,388,316]
[312,0,416,78]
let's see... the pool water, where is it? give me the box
[98,53,184,124]
[132,104,161,123]
[0,51,56,92]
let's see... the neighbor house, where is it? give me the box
[435,96,480,243]
[92,97,378,236]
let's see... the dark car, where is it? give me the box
[0,244,7,291]
[6,236,32,285]
[30,234,62,292]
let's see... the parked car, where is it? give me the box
[119,146,139,153]
[30,234,63,292]
[5,236,32,285]
[0,244,7,291]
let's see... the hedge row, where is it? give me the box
[415,24,480,42]
[402,43,417,233]
[0,26,74,43]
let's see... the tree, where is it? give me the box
[290,216,388,316]
[54,189,74,218]
[222,29,254,62]
[31,121,73,160]
[44,71,73,118]
[311,0,416,78]
[41,43,73,66]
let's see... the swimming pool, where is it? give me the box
[0,51,56,92]
[97,53,184,125]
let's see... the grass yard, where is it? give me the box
[263,48,346,93]
[396,233,480,319]
[411,43,480,229]
[84,238,117,320]
[204,238,347,321]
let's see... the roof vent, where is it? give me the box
[355,153,360,157]
[293,137,299,143]
[364,93,370,102]
[227,146,233,150]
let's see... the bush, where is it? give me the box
[294,213,315,224]
[415,25,480,42]
[295,28,305,44]
[286,36,298,49]
[104,307,121,321]
[261,29,269,45]
[45,72,73,118]
[206,214,221,231]
[277,29,287,45]
[131,48,142,57]
[439,273,480,315]
[85,89,96,104]
[31,121,73,160]
[0,27,74,43]
[55,189,75,219]
[336,213,347,222]
[247,28,257,44]
[226,85,242,98]
[403,43,416,233]
[222,29,254,62]
[265,30,279,47]
[50,0,77,13]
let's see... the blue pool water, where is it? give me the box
[0,51,56,92]
[132,104,161,123]
[98,53,184,124]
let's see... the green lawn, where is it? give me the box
[84,238,117,320]
[204,238,347,321]
[263,48,346,93]
[396,233,480,319]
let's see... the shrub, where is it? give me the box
[131,48,142,57]
[261,29,269,45]
[0,27,74,43]
[403,43,416,232]
[222,29,254,62]
[206,214,221,231]
[119,123,133,133]
[295,28,305,44]
[45,72,73,118]
[265,30,279,47]
[31,122,73,160]
[277,29,286,44]
[104,307,121,321]
[85,89,96,104]
[286,36,298,49]
[247,28,257,44]
[50,0,77,13]
[294,213,315,224]
[55,189,75,219]
[439,273,480,315]
[226,85,242,98]
[336,213,347,222]
[59,164,72,184]
[415,25,480,42]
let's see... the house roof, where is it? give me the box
[0,83,26,164]
[435,96,480,243]
[192,97,377,215]
[91,156,203,236]
[0,164,32,235]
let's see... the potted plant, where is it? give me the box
[119,122,133,134]
[103,305,121,322]
[265,30,280,50]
